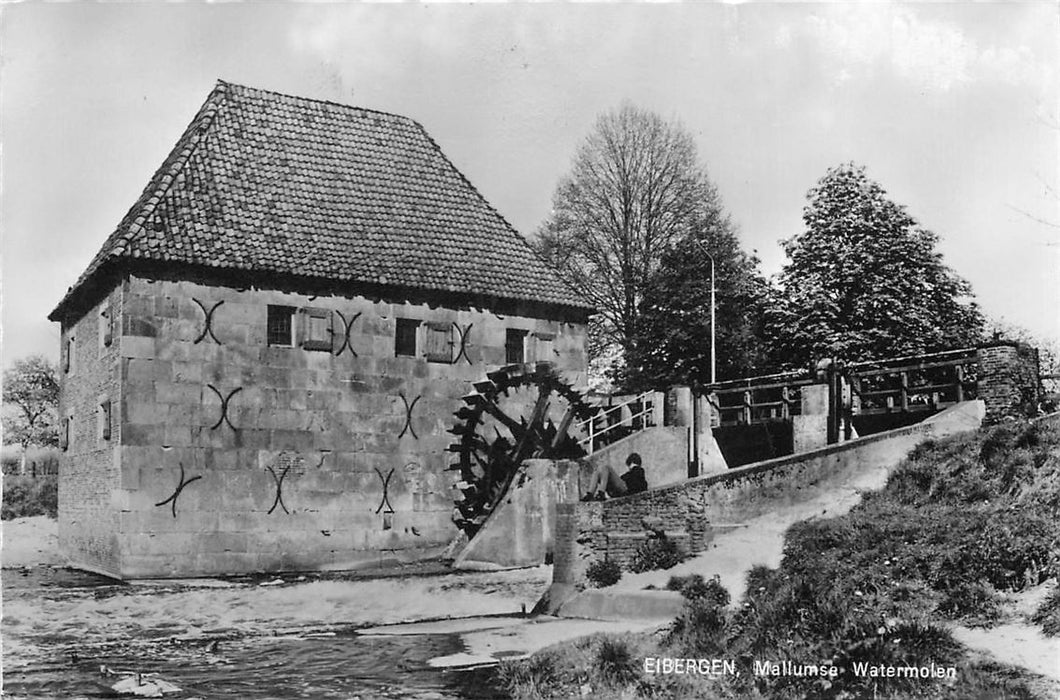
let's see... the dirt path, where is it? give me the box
[609,470,877,601]
[2,515,63,567]
[951,623,1059,682]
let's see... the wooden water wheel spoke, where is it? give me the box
[448,362,593,538]
[480,401,527,440]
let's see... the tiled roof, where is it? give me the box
[53,81,591,316]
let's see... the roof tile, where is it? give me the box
[55,81,589,316]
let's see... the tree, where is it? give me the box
[772,163,985,367]
[624,215,776,389]
[3,356,59,473]
[535,103,720,355]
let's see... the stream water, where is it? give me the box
[3,567,511,699]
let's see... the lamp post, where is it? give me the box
[694,241,716,385]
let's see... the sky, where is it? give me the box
[2,2,1058,369]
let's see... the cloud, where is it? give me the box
[805,5,1053,92]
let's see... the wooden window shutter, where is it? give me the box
[532,332,556,362]
[424,322,454,363]
[100,302,113,348]
[64,336,75,374]
[100,401,112,441]
[299,308,334,352]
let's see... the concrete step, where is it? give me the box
[555,588,684,621]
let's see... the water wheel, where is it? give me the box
[448,362,596,537]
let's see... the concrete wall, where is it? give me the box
[57,286,124,576]
[453,458,589,570]
[61,274,587,578]
[453,427,691,570]
[585,427,690,489]
[551,401,984,592]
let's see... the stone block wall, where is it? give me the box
[977,342,1041,420]
[58,286,123,576]
[61,274,587,578]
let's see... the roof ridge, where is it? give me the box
[113,82,226,255]
[216,79,421,127]
[410,120,541,255]
[77,83,227,285]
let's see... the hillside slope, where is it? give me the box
[500,415,1060,699]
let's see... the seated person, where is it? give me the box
[581,452,647,501]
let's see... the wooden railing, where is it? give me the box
[846,348,979,415]
[576,390,663,455]
[699,371,815,427]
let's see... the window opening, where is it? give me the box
[267,306,296,347]
[505,329,528,365]
[395,318,420,357]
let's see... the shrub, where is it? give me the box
[979,423,1017,468]
[2,475,58,519]
[585,558,622,588]
[1032,586,1060,637]
[595,637,639,686]
[629,536,685,573]
[667,574,730,608]
[935,581,1001,621]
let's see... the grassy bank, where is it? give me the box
[497,416,1060,699]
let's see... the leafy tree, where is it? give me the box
[536,103,772,388]
[535,102,719,355]
[3,356,59,473]
[773,163,984,367]
[624,221,776,389]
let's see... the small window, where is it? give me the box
[395,318,420,357]
[99,402,112,441]
[299,308,334,352]
[60,417,70,451]
[505,329,528,365]
[424,322,454,363]
[267,306,296,347]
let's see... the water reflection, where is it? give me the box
[5,631,508,699]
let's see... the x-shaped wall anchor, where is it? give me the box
[397,392,422,439]
[155,462,202,518]
[333,311,362,357]
[374,467,395,514]
[453,322,473,365]
[192,299,225,344]
[266,464,292,515]
[207,384,242,430]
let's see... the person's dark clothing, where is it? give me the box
[621,466,647,495]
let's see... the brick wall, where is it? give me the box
[58,285,124,576]
[62,273,587,578]
[977,342,1041,421]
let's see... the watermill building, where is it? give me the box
[48,81,593,579]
